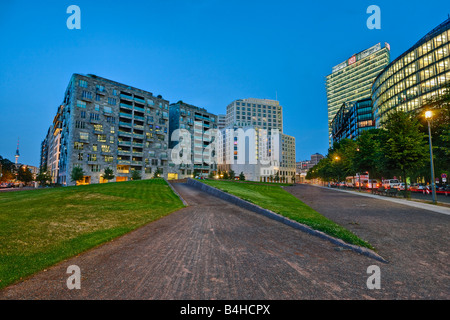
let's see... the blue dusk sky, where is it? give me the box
[0,0,449,167]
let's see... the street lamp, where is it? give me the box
[334,155,341,187]
[425,110,437,204]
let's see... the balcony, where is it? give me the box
[118,131,132,137]
[118,140,131,146]
[134,97,146,104]
[119,121,132,127]
[119,112,132,119]
[118,160,131,165]
[134,115,145,121]
[120,94,133,100]
[134,106,145,113]
[118,150,131,156]
[133,133,144,139]
[119,103,133,110]
[131,160,142,165]
[132,142,143,147]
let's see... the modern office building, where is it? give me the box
[372,17,450,126]
[218,98,295,182]
[225,98,283,132]
[326,43,390,145]
[217,114,226,130]
[46,73,174,186]
[169,101,218,178]
[330,97,375,144]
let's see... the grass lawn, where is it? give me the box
[201,179,373,250]
[0,179,184,289]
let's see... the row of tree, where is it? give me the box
[206,169,246,181]
[306,97,449,196]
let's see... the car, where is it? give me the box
[365,179,381,189]
[382,179,401,189]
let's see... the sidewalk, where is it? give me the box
[306,184,450,216]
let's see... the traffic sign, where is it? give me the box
[441,173,447,178]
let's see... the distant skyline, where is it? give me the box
[1,0,449,166]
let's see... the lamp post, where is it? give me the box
[425,110,437,204]
[334,155,340,187]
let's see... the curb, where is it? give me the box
[187,178,388,264]
[165,179,189,206]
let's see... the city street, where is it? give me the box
[1,182,449,300]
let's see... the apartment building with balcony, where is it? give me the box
[169,101,218,178]
[51,74,173,186]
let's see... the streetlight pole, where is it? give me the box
[425,111,437,204]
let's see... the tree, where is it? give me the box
[353,129,384,188]
[36,171,52,186]
[152,168,161,179]
[132,170,142,180]
[17,166,33,184]
[239,172,245,181]
[291,174,296,184]
[0,156,15,182]
[418,85,450,181]
[229,170,235,180]
[223,171,229,180]
[274,171,280,182]
[381,111,428,197]
[102,167,115,182]
[70,166,85,183]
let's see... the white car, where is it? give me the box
[383,179,401,189]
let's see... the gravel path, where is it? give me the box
[0,183,448,299]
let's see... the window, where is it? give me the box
[91,164,100,172]
[79,79,88,88]
[92,144,98,152]
[80,111,86,118]
[95,94,101,101]
[96,85,105,92]
[104,106,112,113]
[97,134,107,142]
[74,142,83,150]
[80,132,89,140]
[104,155,114,163]
[77,100,86,108]
[106,116,115,124]
[112,89,118,96]
[94,104,100,111]
[82,91,92,99]
[90,113,100,121]
[101,145,110,153]
[78,153,83,160]
[110,136,114,144]
[108,98,116,105]
[88,154,97,162]
[75,121,86,129]
[93,124,103,132]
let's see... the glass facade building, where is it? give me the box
[372,18,450,126]
[326,43,390,145]
[330,98,374,144]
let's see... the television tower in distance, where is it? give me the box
[15,137,20,166]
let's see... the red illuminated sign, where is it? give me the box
[348,56,356,65]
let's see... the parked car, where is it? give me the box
[364,179,381,189]
[382,179,401,189]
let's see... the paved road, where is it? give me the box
[284,184,450,298]
[1,183,448,299]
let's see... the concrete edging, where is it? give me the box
[187,178,388,263]
[165,179,189,206]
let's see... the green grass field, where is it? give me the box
[201,179,373,250]
[0,179,184,289]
